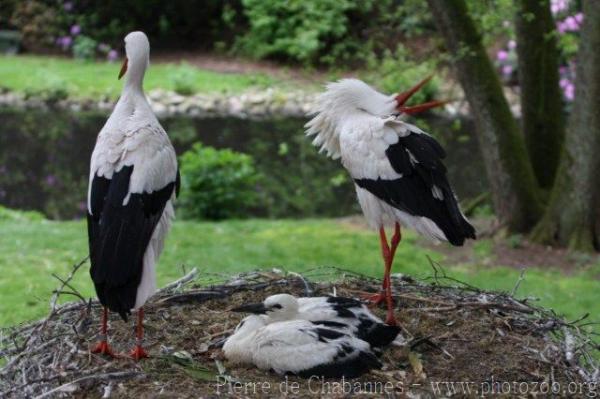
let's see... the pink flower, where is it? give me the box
[496,50,509,62]
[574,13,584,24]
[559,78,570,88]
[564,16,579,31]
[564,83,575,101]
[502,65,513,77]
[551,0,569,14]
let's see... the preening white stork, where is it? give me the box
[223,315,381,378]
[305,78,476,325]
[232,293,401,347]
[87,31,179,360]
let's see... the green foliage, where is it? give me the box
[0,205,45,222]
[72,35,97,61]
[178,143,261,220]
[237,0,374,65]
[363,45,439,104]
[170,64,197,95]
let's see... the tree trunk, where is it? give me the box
[515,0,565,189]
[427,0,543,232]
[531,0,600,251]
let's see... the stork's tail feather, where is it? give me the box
[359,324,402,348]
[298,350,382,379]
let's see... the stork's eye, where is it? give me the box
[271,304,282,309]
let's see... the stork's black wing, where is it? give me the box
[354,133,475,246]
[87,165,177,320]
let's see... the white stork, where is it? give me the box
[232,293,401,347]
[305,78,476,325]
[87,31,179,360]
[223,315,381,378]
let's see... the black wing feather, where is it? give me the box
[87,165,176,321]
[355,132,475,246]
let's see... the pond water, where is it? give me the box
[0,107,487,219]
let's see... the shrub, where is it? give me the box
[236,0,375,65]
[178,143,261,220]
[72,35,97,60]
[170,64,197,95]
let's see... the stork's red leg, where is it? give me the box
[362,227,392,306]
[91,307,117,357]
[129,308,149,361]
[390,222,402,264]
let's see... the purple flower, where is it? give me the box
[58,36,72,50]
[557,21,567,33]
[574,12,584,24]
[98,43,110,53]
[45,175,58,187]
[107,49,119,62]
[559,78,570,88]
[70,25,81,36]
[496,50,509,62]
[502,65,513,77]
[508,40,516,50]
[63,1,73,11]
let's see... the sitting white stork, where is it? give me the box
[223,315,381,378]
[87,31,179,360]
[232,293,402,347]
[305,78,475,325]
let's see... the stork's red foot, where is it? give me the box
[361,291,387,306]
[91,340,117,358]
[385,312,398,326]
[129,345,149,361]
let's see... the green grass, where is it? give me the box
[0,55,280,99]
[1,218,599,333]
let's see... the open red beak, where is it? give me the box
[395,75,449,115]
[118,58,128,80]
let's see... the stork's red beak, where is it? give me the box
[118,58,128,80]
[395,75,449,115]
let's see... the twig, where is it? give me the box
[511,269,526,297]
[34,371,142,399]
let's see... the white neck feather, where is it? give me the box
[305,79,396,159]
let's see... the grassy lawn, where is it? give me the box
[0,55,281,99]
[0,217,598,334]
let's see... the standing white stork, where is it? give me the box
[305,78,475,325]
[87,31,179,360]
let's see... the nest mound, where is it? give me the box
[1,265,598,398]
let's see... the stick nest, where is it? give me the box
[1,261,599,398]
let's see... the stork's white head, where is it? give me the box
[322,79,398,118]
[118,31,150,89]
[231,293,299,322]
[305,77,446,159]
